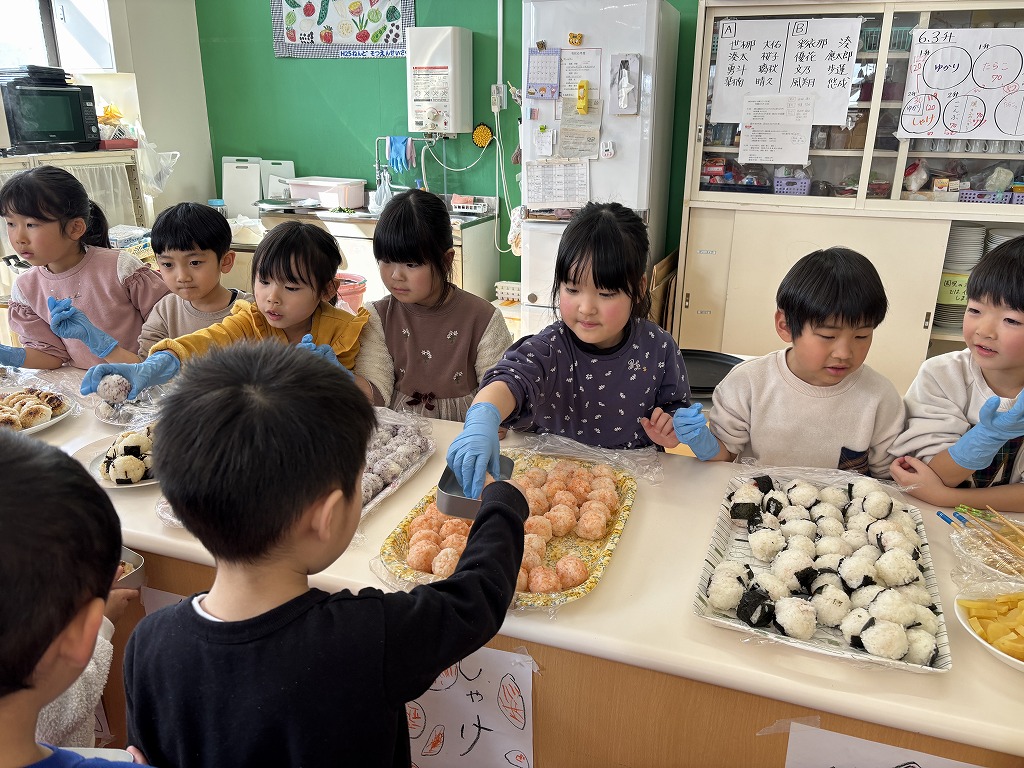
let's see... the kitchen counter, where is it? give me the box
[31,375,1023,766]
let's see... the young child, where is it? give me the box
[0,430,131,767]
[79,220,368,399]
[137,202,252,356]
[666,246,905,478]
[0,166,168,370]
[353,189,512,419]
[123,343,528,767]
[446,201,692,499]
[890,237,1024,511]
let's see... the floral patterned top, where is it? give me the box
[354,287,513,421]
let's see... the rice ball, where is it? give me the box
[117,431,153,457]
[838,556,877,590]
[708,561,753,610]
[586,487,619,511]
[522,468,548,488]
[810,571,845,594]
[529,566,561,593]
[897,583,934,608]
[860,619,909,660]
[760,490,788,515]
[851,477,884,498]
[441,534,468,554]
[863,490,894,519]
[731,483,764,506]
[903,627,938,666]
[736,587,776,628]
[852,545,883,563]
[516,567,529,592]
[784,481,819,509]
[778,505,811,523]
[580,500,613,524]
[410,530,442,549]
[550,490,579,511]
[523,533,547,558]
[809,502,845,524]
[875,549,921,587]
[371,459,403,485]
[109,455,146,484]
[784,534,816,560]
[780,519,817,540]
[555,555,589,589]
[813,553,844,573]
[440,518,471,540]
[431,548,461,579]
[590,476,617,492]
[810,584,852,627]
[523,516,553,542]
[754,571,791,602]
[840,529,869,551]
[844,511,873,532]
[574,510,607,541]
[407,541,440,572]
[772,597,817,640]
[97,374,132,404]
[850,584,886,609]
[771,550,815,592]
[815,536,853,558]
[817,485,850,507]
[867,588,918,626]
[545,505,577,536]
[523,488,550,516]
[520,548,543,571]
[840,607,873,647]
[749,528,786,563]
[816,517,846,539]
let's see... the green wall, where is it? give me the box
[194,0,698,281]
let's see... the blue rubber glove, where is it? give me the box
[388,136,410,174]
[47,296,118,357]
[949,395,1024,470]
[0,344,27,368]
[80,351,180,400]
[672,403,721,461]
[446,402,502,500]
[296,333,353,379]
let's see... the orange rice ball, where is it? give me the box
[407,541,441,572]
[516,567,529,592]
[431,547,461,579]
[521,547,543,571]
[545,505,577,536]
[566,476,593,505]
[586,488,619,511]
[575,510,607,541]
[410,529,443,548]
[542,479,567,499]
[591,463,616,479]
[529,566,562,593]
[591,476,617,492]
[523,488,550,516]
[441,533,468,554]
[579,500,612,524]
[522,468,548,488]
[523,533,547,558]
[552,460,578,475]
[439,518,471,540]
[409,514,442,537]
[556,555,589,589]
[523,515,553,543]
[550,490,579,511]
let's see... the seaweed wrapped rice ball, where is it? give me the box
[784,534,817,560]
[838,555,877,590]
[109,455,146,485]
[708,561,753,611]
[772,597,817,640]
[749,527,786,563]
[783,480,819,509]
[903,627,938,666]
[817,485,850,507]
[867,588,918,626]
[860,619,909,660]
[875,549,922,587]
[810,584,852,627]
[736,587,775,628]
[753,571,791,602]
[840,607,873,647]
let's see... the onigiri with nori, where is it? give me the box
[772,597,817,640]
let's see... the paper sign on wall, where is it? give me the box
[785,722,984,768]
[896,28,1024,140]
[711,17,861,125]
[408,647,535,767]
[739,94,814,164]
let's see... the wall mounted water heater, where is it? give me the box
[405,26,472,135]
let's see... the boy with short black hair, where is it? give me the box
[136,202,252,356]
[891,236,1024,511]
[666,246,905,476]
[125,343,528,768]
[0,431,126,767]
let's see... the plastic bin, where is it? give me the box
[773,178,811,195]
[286,177,366,208]
[959,190,1014,204]
[335,272,367,311]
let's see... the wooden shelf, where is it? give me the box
[931,328,965,343]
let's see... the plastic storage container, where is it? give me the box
[286,177,366,208]
[208,198,228,217]
[335,272,367,311]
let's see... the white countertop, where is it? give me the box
[30,373,1024,758]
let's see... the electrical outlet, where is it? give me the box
[490,83,506,113]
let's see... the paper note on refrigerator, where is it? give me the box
[559,47,602,97]
[524,160,590,209]
[527,47,561,99]
[739,94,813,165]
[556,97,602,159]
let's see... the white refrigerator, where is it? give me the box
[519,0,679,336]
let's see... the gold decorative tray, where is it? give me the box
[378,450,638,609]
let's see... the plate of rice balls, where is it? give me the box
[0,387,74,434]
[693,469,951,673]
[377,451,637,610]
[73,426,158,488]
[360,409,436,518]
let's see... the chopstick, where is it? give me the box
[985,505,1024,543]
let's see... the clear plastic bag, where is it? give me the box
[518,432,664,484]
[360,406,436,521]
[136,122,180,196]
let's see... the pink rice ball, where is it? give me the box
[524,515,554,543]
[431,547,461,578]
[575,510,607,541]
[529,566,561,593]
[556,555,589,589]
[545,505,577,536]
[407,541,440,572]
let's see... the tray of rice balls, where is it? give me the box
[0,387,74,434]
[72,425,158,488]
[360,408,436,519]
[694,470,951,673]
[378,452,637,609]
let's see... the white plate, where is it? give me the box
[72,436,159,489]
[0,389,75,435]
[953,582,1024,674]
[693,468,952,673]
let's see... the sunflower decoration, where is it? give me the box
[472,122,494,149]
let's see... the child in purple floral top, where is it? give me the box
[447,202,692,498]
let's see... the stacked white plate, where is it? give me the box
[934,302,967,329]
[985,228,1024,254]
[943,223,985,272]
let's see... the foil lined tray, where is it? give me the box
[378,450,638,610]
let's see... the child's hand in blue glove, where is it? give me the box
[81,352,180,400]
[446,402,502,499]
[0,344,26,368]
[47,296,118,357]
[950,395,1024,470]
[672,403,722,462]
[296,334,353,379]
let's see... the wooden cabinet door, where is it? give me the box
[723,211,949,394]
[677,207,736,351]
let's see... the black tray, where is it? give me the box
[681,349,743,396]
[698,183,772,194]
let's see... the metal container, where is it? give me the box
[437,455,515,519]
[118,546,146,590]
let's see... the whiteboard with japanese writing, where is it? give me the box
[406,647,535,767]
[896,28,1024,140]
[710,17,861,125]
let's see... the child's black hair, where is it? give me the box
[551,201,652,319]
[83,201,111,249]
[776,246,888,336]
[252,221,342,305]
[967,235,1024,312]
[0,166,93,250]
[0,432,120,697]
[373,189,455,306]
[154,343,377,563]
[150,202,232,259]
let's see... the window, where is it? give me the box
[0,1,58,68]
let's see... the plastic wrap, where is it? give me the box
[693,465,951,673]
[0,377,82,433]
[93,384,169,429]
[949,526,1024,588]
[372,445,639,615]
[154,497,185,529]
[518,432,663,485]
[903,160,929,192]
[360,407,435,520]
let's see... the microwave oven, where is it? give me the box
[0,82,100,154]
